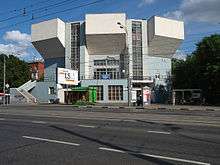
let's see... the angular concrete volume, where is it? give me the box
[86,13,126,55]
[31,18,65,59]
[147,16,184,58]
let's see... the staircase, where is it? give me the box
[18,80,36,91]
[10,80,37,104]
[19,89,37,103]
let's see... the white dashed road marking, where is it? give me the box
[123,119,136,122]
[140,153,211,165]
[77,124,96,128]
[99,147,126,153]
[31,121,47,124]
[99,147,210,165]
[22,136,80,146]
[147,130,171,135]
[0,118,5,120]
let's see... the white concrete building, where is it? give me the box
[29,13,184,104]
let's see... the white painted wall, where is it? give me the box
[126,20,133,77]
[57,19,66,47]
[80,46,90,79]
[86,13,126,35]
[148,16,184,40]
[32,18,65,47]
[147,16,184,58]
[57,89,65,104]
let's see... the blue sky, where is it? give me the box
[0,0,219,61]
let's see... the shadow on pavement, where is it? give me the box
[135,120,156,125]
[0,141,43,154]
[50,125,175,165]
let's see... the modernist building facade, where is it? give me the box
[28,13,184,104]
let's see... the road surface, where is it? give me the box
[0,105,219,165]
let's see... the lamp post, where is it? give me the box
[0,53,6,106]
[3,55,6,106]
[117,22,131,107]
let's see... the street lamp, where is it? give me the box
[3,55,6,106]
[0,53,6,106]
[117,22,131,107]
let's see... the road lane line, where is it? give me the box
[77,124,96,128]
[98,147,210,165]
[0,118,5,120]
[140,153,211,165]
[99,147,126,153]
[31,121,47,124]
[147,130,171,135]
[123,119,136,122]
[105,119,121,122]
[22,136,80,146]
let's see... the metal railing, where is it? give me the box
[18,80,36,91]
[19,89,37,103]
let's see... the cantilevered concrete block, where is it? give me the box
[147,16,184,58]
[31,18,65,59]
[86,13,126,55]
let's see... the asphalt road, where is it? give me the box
[0,105,220,165]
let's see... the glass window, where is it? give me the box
[96,86,104,101]
[71,23,80,71]
[94,68,119,79]
[108,85,123,101]
[48,87,55,95]
[94,60,106,66]
[132,21,143,80]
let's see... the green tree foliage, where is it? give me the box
[172,34,220,105]
[0,54,31,92]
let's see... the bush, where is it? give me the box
[72,100,95,106]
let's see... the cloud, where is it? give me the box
[0,30,31,56]
[172,50,187,60]
[3,30,31,43]
[163,10,184,21]
[0,43,28,55]
[164,0,220,23]
[138,0,155,7]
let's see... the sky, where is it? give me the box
[0,0,219,61]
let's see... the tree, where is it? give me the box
[0,54,31,92]
[172,34,220,105]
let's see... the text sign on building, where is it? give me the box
[57,68,78,85]
[101,74,110,80]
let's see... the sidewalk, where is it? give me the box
[143,104,220,111]
[3,103,220,111]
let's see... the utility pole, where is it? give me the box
[117,22,131,106]
[3,55,6,106]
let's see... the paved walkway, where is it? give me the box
[143,104,220,111]
[3,103,220,111]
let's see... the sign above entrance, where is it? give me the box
[57,68,78,85]
[101,74,110,80]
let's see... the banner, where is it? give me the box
[57,68,78,85]
[143,87,151,105]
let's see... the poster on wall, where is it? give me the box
[143,87,151,105]
[131,90,137,103]
[57,68,78,85]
